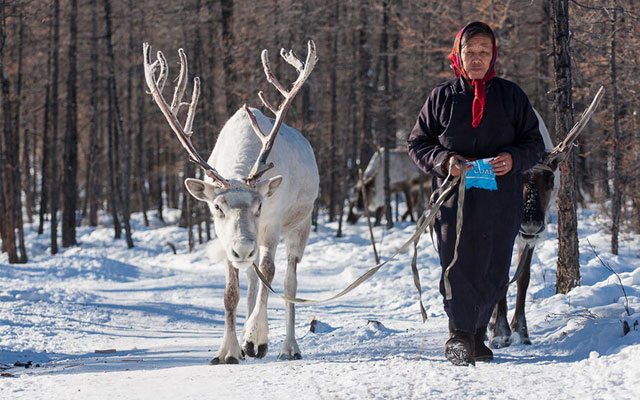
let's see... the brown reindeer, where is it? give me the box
[488,89,604,348]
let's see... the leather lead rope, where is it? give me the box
[252,161,468,310]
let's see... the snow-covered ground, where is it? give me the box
[1,205,639,399]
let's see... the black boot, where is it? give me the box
[474,326,494,362]
[445,330,475,366]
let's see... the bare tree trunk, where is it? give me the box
[106,88,121,239]
[134,6,149,227]
[85,0,101,227]
[381,0,393,230]
[50,0,60,255]
[537,0,552,125]
[127,0,148,227]
[0,1,19,263]
[38,39,51,235]
[103,0,133,248]
[167,151,179,209]
[220,0,237,114]
[552,0,580,294]
[22,126,33,224]
[357,0,373,166]
[609,1,622,255]
[62,0,78,247]
[12,11,26,262]
[327,3,338,223]
[17,11,30,226]
[153,127,164,223]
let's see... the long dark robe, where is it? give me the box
[408,77,545,333]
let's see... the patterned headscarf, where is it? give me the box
[448,21,498,128]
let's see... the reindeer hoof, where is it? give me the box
[278,352,302,361]
[522,338,532,345]
[243,342,256,358]
[256,344,268,359]
[489,336,512,349]
[210,356,240,365]
[243,342,269,359]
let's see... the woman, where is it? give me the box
[407,21,545,366]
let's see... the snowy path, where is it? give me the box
[1,208,639,399]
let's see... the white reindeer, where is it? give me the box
[143,41,319,364]
[347,147,425,225]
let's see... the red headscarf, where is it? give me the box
[448,21,498,128]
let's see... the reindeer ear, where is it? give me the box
[185,178,220,202]
[257,175,283,198]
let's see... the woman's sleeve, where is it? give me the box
[407,88,455,178]
[501,86,546,174]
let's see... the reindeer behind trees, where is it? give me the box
[347,147,426,226]
[143,41,318,364]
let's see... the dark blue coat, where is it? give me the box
[408,77,545,333]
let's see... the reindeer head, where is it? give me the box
[517,87,604,247]
[519,164,557,245]
[346,150,383,224]
[143,41,316,269]
[185,178,282,268]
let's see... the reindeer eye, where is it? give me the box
[214,204,225,218]
[256,202,262,216]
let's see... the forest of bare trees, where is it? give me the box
[1,1,639,293]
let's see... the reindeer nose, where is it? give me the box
[231,240,256,261]
[519,223,545,239]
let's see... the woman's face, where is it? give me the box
[460,34,493,80]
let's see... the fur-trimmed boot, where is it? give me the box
[445,330,475,366]
[474,326,494,362]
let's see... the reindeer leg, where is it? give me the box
[373,207,384,226]
[404,188,415,222]
[246,261,258,316]
[278,254,301,360]
[211,261,243,365]
[488,295,512,349]
[242,245,276,359]
[278,217,310,360]
[510,245,534,345]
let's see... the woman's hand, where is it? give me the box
[446,154,473,177]
[490,152,513,176]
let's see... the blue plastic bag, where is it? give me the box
[465,158,497,191]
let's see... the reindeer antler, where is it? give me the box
[243,40,318,187]
[544,86,605,167]
[143,43,230,188]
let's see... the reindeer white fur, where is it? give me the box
[186,108,318,363]
[362,148,423,214]
[143,41,319,364]
[348,147,424,225]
